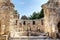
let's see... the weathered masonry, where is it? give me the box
[42,0,60,38]
[0,0,60,40]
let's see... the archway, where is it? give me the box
[0,20,1,34]
[56,21,60,38]
[57,21,60,33]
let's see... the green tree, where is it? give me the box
[28,9,44,20]
[21,15,28,20]
[28,12,39,20]
[38,9,44,19]
[14,10,18,14]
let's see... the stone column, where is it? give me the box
[41,0,60,38]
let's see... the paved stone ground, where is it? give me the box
[9,36,60,40]
[9,32,60,40]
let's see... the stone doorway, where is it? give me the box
[56,21,60,38]
[57,22,60,33]
[0,20,1,34]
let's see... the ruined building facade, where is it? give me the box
[42,0,60,38]
[0,0,15,35]
[0,0,20,37]
[0,0,60,39]
[0,0,44,38]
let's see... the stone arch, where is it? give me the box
[23,21,26,25]
[57,21,60,33]
[0,20,1,34]
[33,21,35,25]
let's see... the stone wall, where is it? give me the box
[42,0,60,38]
[16,18,44,36]
[10,18,44,37]
[0,0,18,38]
[0,0,60,39]
[0,0,11,35]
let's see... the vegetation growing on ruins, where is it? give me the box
[18,9,44,20]
[14,10,18,14]
[21,15,28,20]
[28,9,44,20]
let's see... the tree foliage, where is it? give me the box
[21,15,28,20]
[14,10,18,14]
[38,9,44,19]
[28,9,44,20]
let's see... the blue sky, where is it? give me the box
[11,0,48,17]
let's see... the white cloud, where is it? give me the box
[19,2,25,5]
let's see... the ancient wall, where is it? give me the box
[1,0,60,39]
[16,18,44,36]
[0,0,45,38]
[0,0,17,36]
[42,0,60,38]
[0,0,10,35]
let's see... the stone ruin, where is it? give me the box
[0,0,60,40]
[42,0,60,38]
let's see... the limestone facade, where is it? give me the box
[0,0,15,35]
[0,0,44,37]
[19,19,44,32]
[42,0,60,38]
[0,0,60,39]
[10,18,44,37]
[0,0,20,38]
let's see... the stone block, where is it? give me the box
[0,35,8,40]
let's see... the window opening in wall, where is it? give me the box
[23,21,26,25]
[57,22,60,33]
[0,20,1,33]
[15,20,17,25]
[33,21,35,25]
[41,20,43,25]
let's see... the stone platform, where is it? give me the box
[0,35,8,40]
